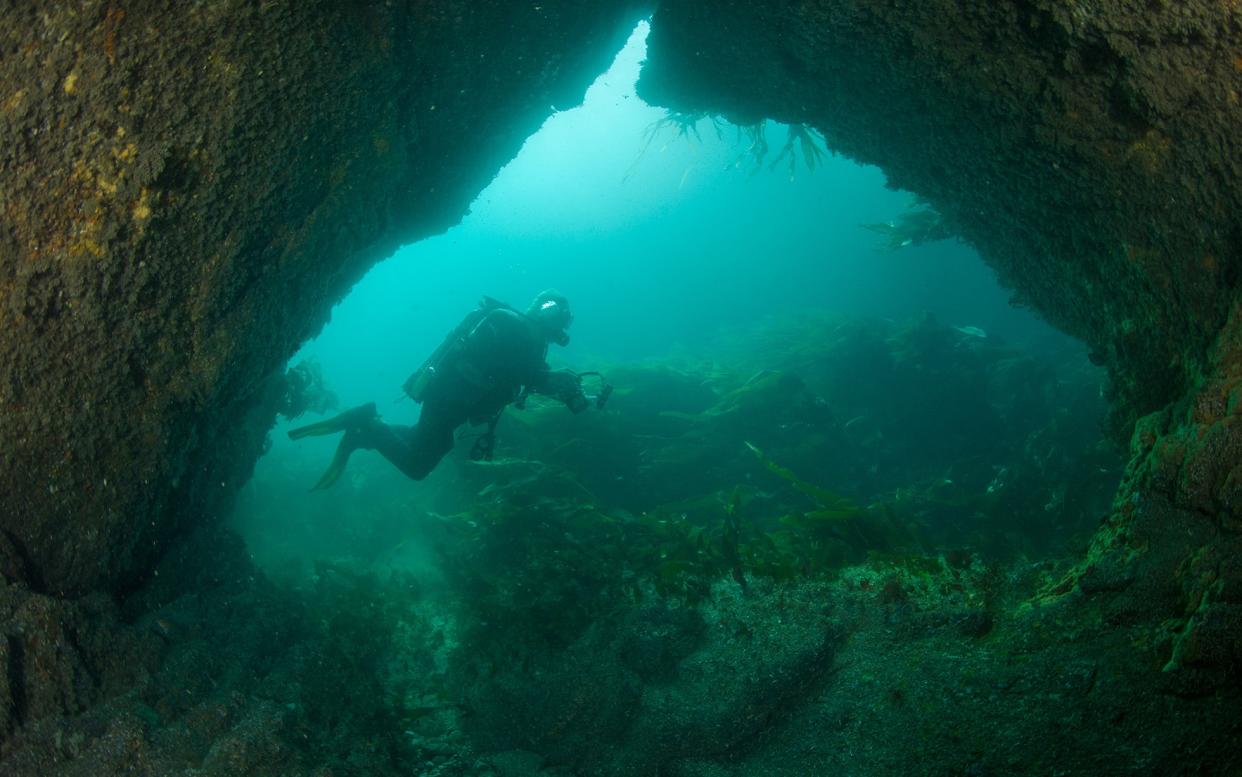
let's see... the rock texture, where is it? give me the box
[0,0,644,595]
[637,1,1242,769]
[1,0,1241,773]
[639,0,1241,438]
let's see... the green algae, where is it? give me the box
[206,311,1128,775]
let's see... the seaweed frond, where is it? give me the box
[769,123,828,180]
[624,110,724,182]
[729,122,769,174]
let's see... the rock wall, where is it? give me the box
[1,1,1240,770]
[637,0,1242,748]
[639,0,1242,438]
[0,0,645,595]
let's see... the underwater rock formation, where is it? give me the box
[1,1,1240,774]
[639,0,1241,438]
[0,0,645,595]
[453,583,839,777]
[636,0,1242,770]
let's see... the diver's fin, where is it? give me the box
[288,402,377,440]
[310,431,359,491]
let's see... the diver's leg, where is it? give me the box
[358,409,459,481]
[299,405,459,488]
[288,402,377,440]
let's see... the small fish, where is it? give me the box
[150,616,187,642]
[843,415,868,430]
[953,325,988,339]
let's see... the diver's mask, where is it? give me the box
[531,295,572,346]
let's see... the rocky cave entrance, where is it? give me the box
[233,21,1115,586]
[2,3,1239,774]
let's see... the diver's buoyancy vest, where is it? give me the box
[402,296,514,403]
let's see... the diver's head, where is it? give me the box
[527,289,573,346]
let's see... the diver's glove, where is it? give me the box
[567,392,590,414]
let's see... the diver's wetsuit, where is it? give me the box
[306,307,588,485]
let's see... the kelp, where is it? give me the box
[627,116,828,183]
[744,442,923,573]
[721,487,747,589]
[769,123,829,178]
[745,441,860,516]
[411,314,1112,664]
[624,110,726,182]
[728,122,770,175]
[434,439,934,649]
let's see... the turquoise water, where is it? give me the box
[284,22,1063,414]
[233,21,1097,580]
[218,23,1121,774]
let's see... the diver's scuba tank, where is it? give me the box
[402,362,437,404]
[402,296,510,403]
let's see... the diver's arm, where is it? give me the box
[528,368,590,413]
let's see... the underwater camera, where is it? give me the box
[595,381,614,409]
[579,371,613,409]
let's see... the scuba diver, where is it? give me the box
[288,290,611,490]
